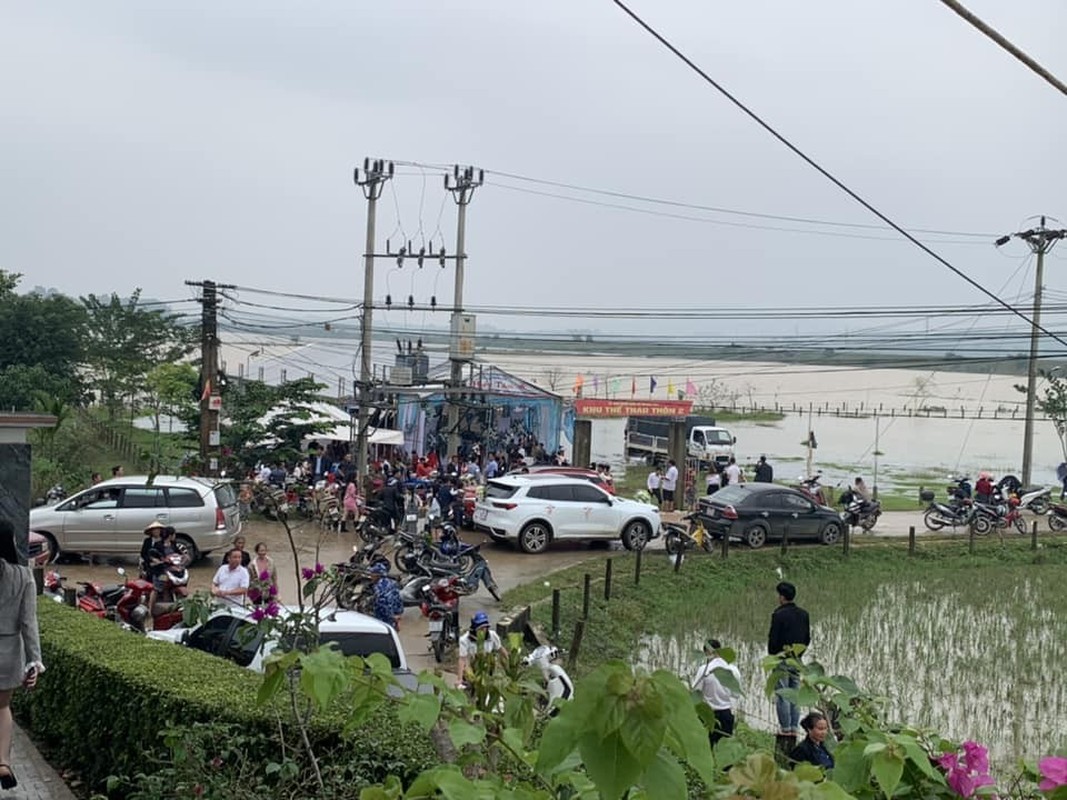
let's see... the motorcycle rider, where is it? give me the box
[147,526,184,618]
[456,611,508,688]
[139,521,166,578]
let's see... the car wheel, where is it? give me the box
[743,524,767,549]
[174,534,200,562]
[518,522,551,554]
[1029,497,1050,516]
[621,520,651,551]
[820,521,842,545]
[38,532,61,564]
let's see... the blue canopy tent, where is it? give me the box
[396,364,562,459]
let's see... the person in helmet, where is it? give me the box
[369,562,403,630]
[456,611,508,687]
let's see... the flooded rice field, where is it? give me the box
[635,568,1067,764]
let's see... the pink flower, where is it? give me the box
[251,606,266,622]
[315,562,325,574]
[247,588,262,603]
[937,743,995,798]
[1039,756,1067,792]
[268,584,278,596]
[259,570,271,582]
[301,567,314,580]
[265,601,280,617]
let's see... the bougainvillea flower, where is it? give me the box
[301,567,314,580]
[251,606,266,622]
[1039,756,1067,791]
[315,562,325,574]
[259,570,271,582]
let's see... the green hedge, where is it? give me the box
[13,602,437,795]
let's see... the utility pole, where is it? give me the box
[354,159,394,485]
[996,217,1067,486]
[186,279,235,476]
[444,165,484,460]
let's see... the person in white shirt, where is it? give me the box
[646,467,662,506]
[211,549,250,607]
[724,457,743,487]
[456,611,508,687]
[662,460,679,512]
[690,638,741,745]
[706,466,722,496]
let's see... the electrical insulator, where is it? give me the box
[385,294,392,307]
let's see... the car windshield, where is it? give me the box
[706,485,749,504]
[706,430,732,444]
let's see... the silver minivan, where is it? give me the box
[30,476,241,562]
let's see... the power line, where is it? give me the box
[610,0,1067,350]
[937,0,1067,97]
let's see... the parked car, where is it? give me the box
[29,476,241,562]
[148,605,417,690]
[512,466,616,494]
[695,483,843,549]
[473,475,660,554]
[28,531,51,567]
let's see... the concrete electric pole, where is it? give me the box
[186,279,235,476]
[354,158,394,485]
[444,166,483,460]
[996,217,1067,486]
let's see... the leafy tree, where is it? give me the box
[80,289,195,419]
[206,376,331,473]
[0,270,89,408]
[145,363,199,438]
[1015,369,1067,462]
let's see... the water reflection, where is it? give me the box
[635,572,1067,763]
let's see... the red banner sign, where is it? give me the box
[573,399,693,418]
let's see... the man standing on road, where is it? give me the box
[456,611,508,687]
[690,638,741,746]
[768,582,810,743]
[662,460,679,513]
[754,456,773,483]
[646,466,662,507]
[211,548,250,608]
[724,457,743,487]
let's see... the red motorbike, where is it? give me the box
[420,577,466,664]
[75,575,127,618]
[118,555,189,632]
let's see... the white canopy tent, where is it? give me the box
[257,401,403,449]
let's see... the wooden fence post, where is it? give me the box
[567,620,585,672]
[908,525,916,555]
[604,559,613,601]
[968,523,976,555]
[843,524,851,556]
[780,525,790,555]
[551,589,561,641]
[1032,519,1039,551]
[720,532,728,559]
[634,547,643,585]
[582,573,591,620]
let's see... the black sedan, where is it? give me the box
[696,483,844,548]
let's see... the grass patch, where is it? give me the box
[708,409,786,423]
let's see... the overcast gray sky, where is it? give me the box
[3,1,1066,341]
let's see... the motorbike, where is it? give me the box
[45,484,68,505]
[992,495,1026,534]
[522,645,575,714]
[42,569,66,604]
[1048,502,1067,532]
[419,578,464,663]
[663,513,714,555]
[333,544,391,612]
[458,545,501,602]
[416,524,478,575]
[921,487,991,535]
[357,503,396,543]
[1015,485,1052,516]
[75,574,127,618]
[796,473,828,506]
[119,556,190,632]
[838,489,882,532]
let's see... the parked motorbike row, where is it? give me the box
[792,473,883,531]
[331,519,502,663]
[922,475,1052,535]
[43,554,190,633]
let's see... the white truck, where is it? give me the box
[625,415,736,468]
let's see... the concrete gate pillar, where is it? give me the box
[0,413,57,564]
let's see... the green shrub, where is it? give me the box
[14,602,436,796]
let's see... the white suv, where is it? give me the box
[473,475,660,554]
[148,606,417,691]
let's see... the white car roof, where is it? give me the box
[488,474,604,487]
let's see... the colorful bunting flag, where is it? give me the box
[667,379,676,397]
[631,377,637,398]
[686,379,697,396]
[573,373,584,395]
[649,376,658,395]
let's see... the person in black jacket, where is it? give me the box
[768,581,810,737]
[754,456,774,483]
[790,712,834,770]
